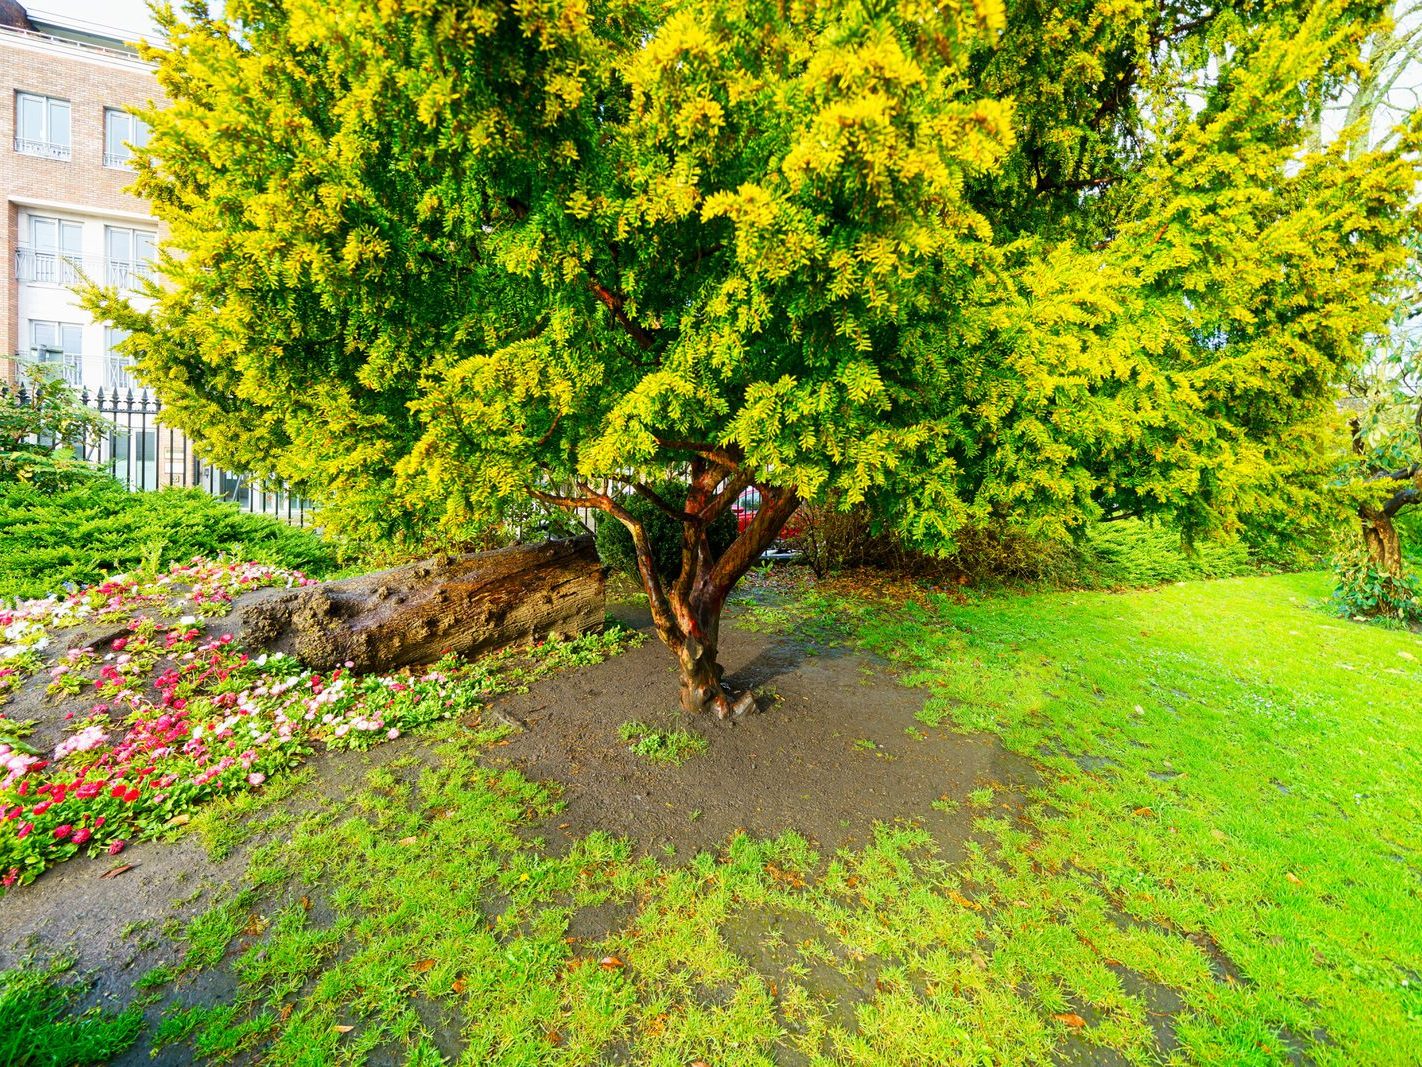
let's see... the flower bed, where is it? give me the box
[0,559,635,890]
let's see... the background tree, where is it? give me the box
[95,0,1420,715]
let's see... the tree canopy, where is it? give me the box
[99,0,1421,712]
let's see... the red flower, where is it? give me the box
[52,824,73,840]
[71,827,91,845]
[123,788,140,803]
[108,839,126,855]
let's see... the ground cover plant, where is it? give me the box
[30,569,1415,1065]
[0,560,640,889]
[0,478,338,602]
[0,955,143,1066]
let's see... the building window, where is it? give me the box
[17,215,84,284]
[30,320,84,385]
[104,108,149,169]
[105,226,157,289]
[15,92,71,160]
[105,327,136,391]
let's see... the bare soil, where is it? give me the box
[493,602,1039,859]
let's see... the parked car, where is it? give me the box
[732,487,805,546]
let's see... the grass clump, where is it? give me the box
[0,956,143,1065]
[0,477,338,601]
[618,720,709,764]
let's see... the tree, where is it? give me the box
[95,0,1420,716]
[1338,310,1422,616]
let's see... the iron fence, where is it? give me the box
[4,383,310,526]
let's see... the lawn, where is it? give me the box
[5,570,1419,1065]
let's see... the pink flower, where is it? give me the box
[52,824,73,840]
[2,868,17,888]
[108,839,126,855]
[112,637,127,651]
[71,827,91,845]
[247,772,266,787]
[387,728,400,740]
[16,822,33,840]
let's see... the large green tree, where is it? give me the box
[101,0,1419,715]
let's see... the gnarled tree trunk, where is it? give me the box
[535,451,799,719]
[1360,505,1404,578]
[235,536,604,673]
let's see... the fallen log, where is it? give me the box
[235,535,605,673]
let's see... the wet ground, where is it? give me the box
[1,602,1064,1064]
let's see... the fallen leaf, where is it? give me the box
[1210,829,1228,843]
[279,1003,293,1022]
[545,1030,562,1046]
[166,813,191,827]
[599,956,624,970]
[333,1025,354,1034]
[1285,871,1303,885]
[1133,806,1155,817]
[398,836,418,846]
[948,889,982,911]
[300,895,311,911]
[451,977,467,994]
[412,958,435,973]
[100,864,135,879]
[1053,1012,1087,1028]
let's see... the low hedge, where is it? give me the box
[0,478,338,602]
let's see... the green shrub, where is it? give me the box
[1331,536,1422,622]
[593,481,738,584]
[0,478,339,602]
[0,956,143,1066]
[1081,520,1257,586]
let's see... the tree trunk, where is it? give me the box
[234,536,604,673]
[532,453,800,719]
[1361,506,1404,578]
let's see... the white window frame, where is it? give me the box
[15,92,71,160]
[29,320,84,385]
[18,214,84,284]
[105,226,158,290]
[104,108,149,169]
[105,326,136,391]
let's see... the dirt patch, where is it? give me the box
[489,603,1039,859]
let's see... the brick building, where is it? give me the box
[1,0,161,392]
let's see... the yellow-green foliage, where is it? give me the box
[92,0,1421,556]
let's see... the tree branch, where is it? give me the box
[653,437,745,472]
[588,275,656,350]
[707,487,800,598]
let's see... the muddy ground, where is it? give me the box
[1,601,1043,1063]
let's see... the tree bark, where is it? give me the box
[234,536,604,673]
[1360,506,1404,578]
[534,457,799,719]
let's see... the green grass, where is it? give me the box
[54,571,1422,1064]
[0,956,143,1065]
[618,720,710,764]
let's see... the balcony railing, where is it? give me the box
[14,137,71,160]
[106,259,154,290]
[15,247,87,285]
[105,355,136,392]
[15,249,153,291]
[28,349,83,386]
[103,152,132,170]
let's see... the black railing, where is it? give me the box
[3,383,309,526]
